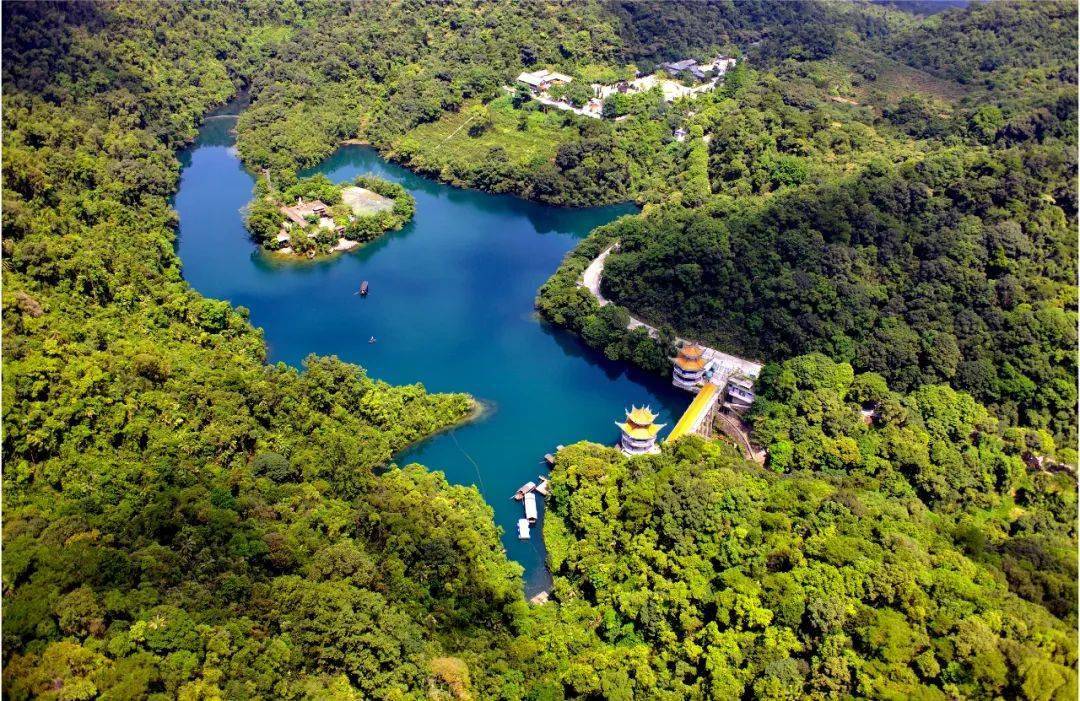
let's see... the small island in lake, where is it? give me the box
[246,173,415,258]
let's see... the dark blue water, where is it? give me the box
[175,116,689,593]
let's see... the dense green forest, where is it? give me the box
[541,429,1076,699]
[592,143,1077,442]
[3,1,1077,699]
[2,3,520,698]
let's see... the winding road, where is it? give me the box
[579,242,767,463]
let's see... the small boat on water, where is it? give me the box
[359,280,369,296]
[513,481,536,500]
[544,453,555,466]
[535,477,550,496]
[517,518,531,539]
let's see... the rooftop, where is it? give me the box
[625,405,659,426]
[281,198,329,226]
[664,59,698,71]
[674,356,706,372]
[679,344,705,360]
[616,421,665,440]
[517,69,573,88]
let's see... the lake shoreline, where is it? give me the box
[178,107,684,596]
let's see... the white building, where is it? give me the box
[517,69,572,92]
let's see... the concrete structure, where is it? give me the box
[705,56,738,75]
[662,59,698,75]
[616,406,665,455]
[726,375,755,409]
[663,56,737,80]
[533,93,602,119]
[667,383,718,443]
[579,242,765,453]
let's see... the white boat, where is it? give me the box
[517,518,531,539]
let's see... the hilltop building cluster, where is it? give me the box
[514,55,738,121]
[661,56,737,81]
[614,343,762,457]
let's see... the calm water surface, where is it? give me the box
[175,115,689,593]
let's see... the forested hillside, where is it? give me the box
[3,1,1077,699]
[541,0,1078,447]
[540,430,1076,699]
[2,4,522,697]
[596,144,1077,442]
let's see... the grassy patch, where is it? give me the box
[392,95,578,169]
[838,46,973,105]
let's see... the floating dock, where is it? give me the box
[534,477,550,496]
[517,518,531,539]
[523,492,538,524]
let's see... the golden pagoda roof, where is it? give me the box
[674,356,706,372]
[625,406,658,426]
[679,344,705,360]
[616,421,665,440]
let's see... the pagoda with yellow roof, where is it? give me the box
[672,343,707,391]
[616,405,665,455]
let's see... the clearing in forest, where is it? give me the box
[394,95,577,167]
[342,186,394,216]
[839,47,972,104]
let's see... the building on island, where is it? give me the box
[517,69,572,93]
[280,197,328,226]
[616,406,665,455]
[672,343,708,391]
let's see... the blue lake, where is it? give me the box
[175,115,689,593]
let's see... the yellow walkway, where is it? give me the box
[666,383,718,443]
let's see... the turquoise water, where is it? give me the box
[175,115,689,593]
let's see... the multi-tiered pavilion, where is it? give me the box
[616,406,665,455]
[672,343,707,391]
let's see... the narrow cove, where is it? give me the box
[175,114,690,593]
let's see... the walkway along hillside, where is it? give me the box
[579,243,765,460]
